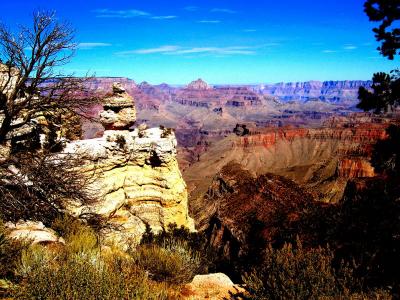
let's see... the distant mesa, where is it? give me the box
[187,78,211,90]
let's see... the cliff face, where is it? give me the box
[187,78,211,90]
[257,80,372,103]
[184,121,391,209]
[201,162,312,259]
[63,82,194,246]
[64,128,194,245]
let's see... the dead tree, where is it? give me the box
[0,11,99,223]
[0,11,98,146]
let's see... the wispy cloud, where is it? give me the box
[78,42,112,50]
[243,29,257,32]
[198,20,221,24]
[117,45,256,56]
[151,15,177,20]
[322,50,337,53]
[117,46,180,55]
[93,9,150,18]
[344,45,357,50]
[211,8,237,14]
[184,6,198,11]
[263,42,281,47]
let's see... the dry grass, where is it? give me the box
[11,220,182,300]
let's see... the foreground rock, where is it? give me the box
[64,127,195,246]
[5,221,65,245]
[183,273,245,300]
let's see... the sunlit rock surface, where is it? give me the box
[64,127,195,245]
[183,273,245,300]
[5,221,65,245]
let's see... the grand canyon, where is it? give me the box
[0,1,399,299]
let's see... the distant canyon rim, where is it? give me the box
[81,77,399,212]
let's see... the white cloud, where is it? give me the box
[93,9,178,21]
[93,9,150,18]
[198,20,221,24]
[117,45,256,56]
[151,15,177,20]
[262,42,281,47]
[117,46,180,55]
[322,50,337,53]
[344,45,357,50]
[184,6,198,11]
[78,43,112,49]
[211,8,237,14]
[175,47,255,55]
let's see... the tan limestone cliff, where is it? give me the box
[63,128,195,246]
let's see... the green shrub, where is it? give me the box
[51,214,84,238]
[241,240,361,300]
[14,246,175,300]
[133,240,201,284]
[0,219,28,280]
[52,215,99,255]
[140,223,216,279]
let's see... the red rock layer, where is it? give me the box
[338,158,375,178]
[235,125,387,152]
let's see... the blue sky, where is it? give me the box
[0,0,398,84]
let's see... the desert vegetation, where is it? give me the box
[0,217,194,299]
[0,1,399,299]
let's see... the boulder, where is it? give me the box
[5,221,65,245]
[183,273,245,300]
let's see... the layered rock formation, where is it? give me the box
[256,80,372,103]
[197,162,312,259]
[187,78,211,90]
[99,82,136,130]
[81,77,368,146]
[184,119,392,207]
[64,84,194,246]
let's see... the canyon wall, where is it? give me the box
[65,128,195,246]
[65,83,195,245]
[184,121,390,211]
[256,80,372,103]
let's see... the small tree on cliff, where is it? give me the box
[0,11,96,146]
[357,0,400,112]
[358,0,400,176]
[364,0,400,60]
[0,12,97,223]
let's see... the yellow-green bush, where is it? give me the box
[241,240,361,300]
[133,239,201,285]
[12,223,180,300]
[0,219,28,280]
[14,246,176,299]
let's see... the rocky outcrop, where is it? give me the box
[64,127,194,246]
[5,221,65,245]
[183,273,245,300]
[187,78,211,90]
[99,82,136,130]
[0,64,19,97]
[56,82,194,246]
[338,158,375,178]
[194,162,312,259]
